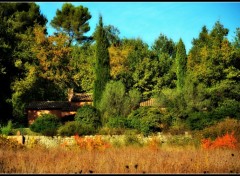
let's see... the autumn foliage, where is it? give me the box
[201,132,238,149]
[74,134,111,151]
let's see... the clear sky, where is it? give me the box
[36,2,240,53]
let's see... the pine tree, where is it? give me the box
[176,38,187,91]
[50,3,92,46]
[93,15,111,108]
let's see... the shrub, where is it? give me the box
[200,117,240,141]
[147,136,163,150]
[106,116,129,129]
[127,107,162,136]
[75,105,101,128]
[12,128,40,136]
[0,135,25,150]
[74,134,111,151]
[30,114,61,136]
[99,80,126,123]
[58,121,96,136]
[0,120,13,136]
[201,132,237,149]
[166,135,193,147]
[187,100,240,131]
[98,126,126,135]
[123,129,143,147]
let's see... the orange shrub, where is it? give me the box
[201,138,212,149]
[147,136,161,151]
[74,134,111,151]
[201,132,237,149]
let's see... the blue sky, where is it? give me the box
[36,2,240,53]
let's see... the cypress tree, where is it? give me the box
[176,38,187,91]
[93,15,111,108]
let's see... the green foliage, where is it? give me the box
[166,135,193,147]
[176,38,187,91]
[0,120,13,136]
[74,105,101,128]
[123,88,141,115]
[106,116,129,129]
[187,98,240,131]
[0,2,239,138]
[214,99,240,119]
[152,33,176,58]
[0,3,47,34]
[127,107,162,136]
[186,107,234,131]
[50,3,92,45]
[98,126,126,135]
[104,25,121,46]
[11,128,40,136]
[31,26,72,89]
[133,57,159,98]
[123,38,150,71]
[99,80,141,124]
[182,76,211,113]
[57,121,96,136]
[70,45,95,92]
[151,34,176,93]
[168,117,189,135]
[0,2,47,123]
[11,75,66,123]
[30,114,61,136]
[123,130,143,147]
[155,88,187,119]
[99,80,125,117]
[93,15,111,108]
[154,53,177,92]
[199,117,240,141]
[208,80,240,109]
[186,112,214,131]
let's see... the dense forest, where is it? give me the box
[0,3,239,135]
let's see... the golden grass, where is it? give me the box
[0,144,239,174]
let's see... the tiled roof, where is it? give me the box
[71,93,92,102]
[26,101,79,111]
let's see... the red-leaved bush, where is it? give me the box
[201,132,237,149]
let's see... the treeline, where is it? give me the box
[0,3,239,132]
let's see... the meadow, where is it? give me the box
[0,134,239,174]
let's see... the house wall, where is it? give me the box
[61,111,76,117]
[71,101,93,107]
[28,109,62,125]
[28,110,81,125]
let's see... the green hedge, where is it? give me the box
[58,121,96,136]
[30,114,61,136]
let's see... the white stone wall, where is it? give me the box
[7,132,192,149]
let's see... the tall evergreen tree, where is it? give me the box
[176,38,187,91]
[93,15,111,108]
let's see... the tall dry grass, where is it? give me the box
[0,145,239,174]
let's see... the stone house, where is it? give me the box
[26,90,92,125]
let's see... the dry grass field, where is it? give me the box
[0,135,239,174]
